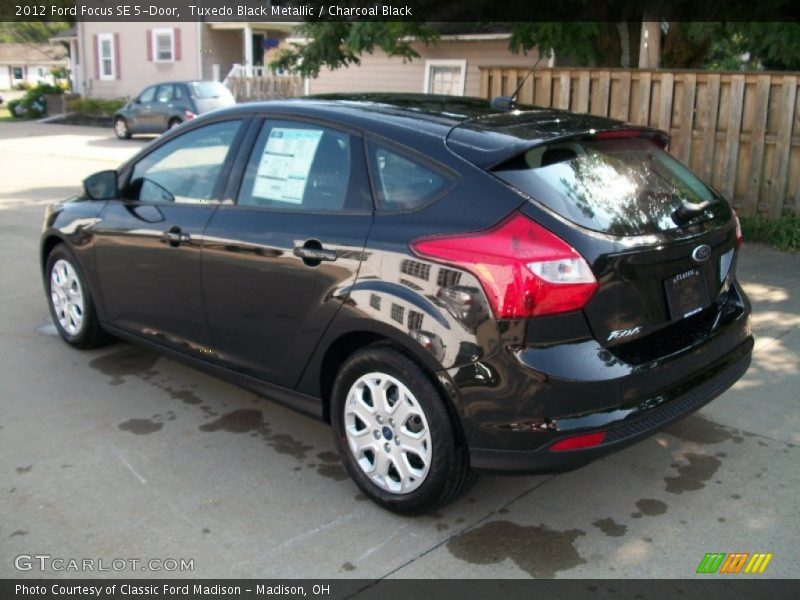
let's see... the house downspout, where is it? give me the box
[196,21,204,79]
[77,21,89,96]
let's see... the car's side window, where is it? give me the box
[173,84,185,100]
[126,120,241,205]
[155,85,173,104]
[237,120,352,212]
[138,86,156,104]
[366,141,453,211]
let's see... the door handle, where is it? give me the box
[161,227,191,247]
[293,242,338,265]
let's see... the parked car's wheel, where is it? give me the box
[331,343,475,514]
[114,117,131,139]
[45,244,113,349]
[168,117,182,130]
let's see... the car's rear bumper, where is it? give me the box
[468,342,751,472]
[453,281,752,472]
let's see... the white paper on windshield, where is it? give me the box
[252,128,323,204]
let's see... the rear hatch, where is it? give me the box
[447,114,739,362]
[189,81,236,114]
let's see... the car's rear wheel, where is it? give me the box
[331,343,475,514]
[45,244,112,349]
[168,118,182,130]
[114,117,131,139]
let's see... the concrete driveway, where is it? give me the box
[1,121,798,579]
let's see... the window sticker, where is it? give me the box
[252,128,323,204]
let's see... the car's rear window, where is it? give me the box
[493,137,721,236]
[189,81,233,100]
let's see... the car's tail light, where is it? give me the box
[184,110,196,120]
[594,128,669,149]
[549,431,607,452]
[410,213,598,319]
[733,211,743,248]
[594,129,642,140]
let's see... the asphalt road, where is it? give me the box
[1,121,798,579]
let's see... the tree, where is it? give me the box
[0,22,71,45]
[271,22,439,78]
[732,23,800,70]
[271,21,800,76]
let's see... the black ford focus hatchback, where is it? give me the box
[41,94,752,513]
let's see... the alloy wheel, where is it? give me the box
[114,118,128,138]
[344,372,432,494]
[50,259,85,336]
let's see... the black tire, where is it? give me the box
[331,343,475,514]
[167,117,182,130]
[45,244,113,349]
[114,116,131,139]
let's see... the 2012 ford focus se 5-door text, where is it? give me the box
[41,95,752,514]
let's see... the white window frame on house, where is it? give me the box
[423,59,467,97]
[152,28,175,63]
[97,33,115,80]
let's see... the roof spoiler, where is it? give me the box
[486,127,671,169]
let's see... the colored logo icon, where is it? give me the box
[696,552,773,574]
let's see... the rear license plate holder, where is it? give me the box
[664,268,710,319]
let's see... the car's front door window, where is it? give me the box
[127,120,241,204]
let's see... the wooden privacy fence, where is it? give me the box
[226,74,304,102]
[479,67,800,218]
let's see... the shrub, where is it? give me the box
[10,83,65,118]
[14,81,32,91]
[7,99,25,118]
[66,97,126,118]
[740,214,800,251]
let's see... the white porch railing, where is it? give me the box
[223,64,304,101]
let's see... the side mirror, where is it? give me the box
[83,170,118,201]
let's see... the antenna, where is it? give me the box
[490,51,548,112]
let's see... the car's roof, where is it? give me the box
[144,80,223,86]
[207,93,662,168]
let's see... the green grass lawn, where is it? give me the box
[0,105,12,121]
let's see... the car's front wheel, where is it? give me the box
[114,117,131,139]
[331,343,475,514]
[45,244,112,349]
[168,117,182,130]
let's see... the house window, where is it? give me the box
[424,60,467,96]
[153,29,175,62]
[390,303,405,324]
[369,294,381,311]
[12,66,23,80]
[98,33,115,80]
[408,311,424,331]
[437,267,462,288]
[400,259,431,281]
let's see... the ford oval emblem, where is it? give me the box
[692,244,712,263]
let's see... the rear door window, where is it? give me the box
[237,120,354,211]
[493,137,722,236]
[155,85,173,103]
